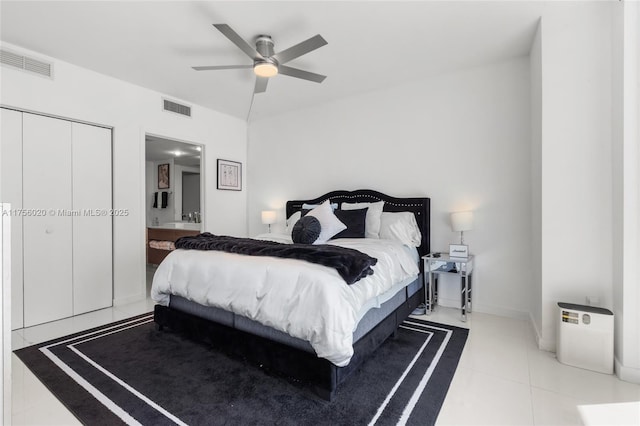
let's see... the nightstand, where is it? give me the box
[423,253,475,322]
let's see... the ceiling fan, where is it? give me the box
[193,24,328,94]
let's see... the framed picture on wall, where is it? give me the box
[158,163,170,189]
[217,159,242,191]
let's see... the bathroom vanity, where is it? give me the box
[147,223,201,265]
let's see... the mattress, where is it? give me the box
[168,275,422,354]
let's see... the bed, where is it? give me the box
[152,189,430,400]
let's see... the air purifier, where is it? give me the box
[556,302,614,374]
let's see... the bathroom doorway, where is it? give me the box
[145,135,203,290]
[145,135,203,228]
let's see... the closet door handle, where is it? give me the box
[45,228,53,234]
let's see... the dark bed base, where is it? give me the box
[153,287,423,401]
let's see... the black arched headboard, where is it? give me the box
[286,189,430,258]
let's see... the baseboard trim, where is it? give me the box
[436,298,528,321]
[538,336,556,352]
[615,356,640,384]
[113,292,146,307]
[528,311,555,352]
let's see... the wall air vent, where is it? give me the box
[0,49,53,78]
[162,98,192,118]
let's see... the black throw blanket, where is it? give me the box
[174,233,378,284]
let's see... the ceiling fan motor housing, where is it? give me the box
[255,35,276,63]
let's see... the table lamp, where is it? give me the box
[261,210,277,233]
[451,211,473,244]
[450,211,473,257]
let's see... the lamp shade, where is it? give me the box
[261,210,277,225]
[451,211,473,232]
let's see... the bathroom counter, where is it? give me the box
[146,226,201,265]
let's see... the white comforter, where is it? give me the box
[151,234,419,366]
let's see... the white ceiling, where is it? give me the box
[146,135,201,167]
[0,1,543,121]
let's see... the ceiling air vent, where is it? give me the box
[163,98,192,118]
[0,49,52,78]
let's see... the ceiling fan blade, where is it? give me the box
[278,65,326,83]
[272,35,327,64]
[254,77,269,93]
[213,24,264,60]
[192,65,253,71]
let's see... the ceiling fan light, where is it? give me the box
[254,62,278,78]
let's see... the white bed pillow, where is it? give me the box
[306,200,347,244]
[302,202,338,211]
[379,211,422,247]
[342,201,384,238]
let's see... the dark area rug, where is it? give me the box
[15,313,467,426]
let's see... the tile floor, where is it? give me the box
[11,297,156,425]
[10,298,640,425]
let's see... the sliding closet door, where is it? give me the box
[0,109,24,329]
[72,123,112,314]
[22,113,73,327]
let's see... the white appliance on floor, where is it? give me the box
[556,302,614,374]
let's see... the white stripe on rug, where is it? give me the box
[68,345,188,426]
[396,322,454,425]
[368,324,435,426]
[39,315,188,426]
[40,346,143,426]
[40,314,154,349]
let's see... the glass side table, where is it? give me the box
[423,253,475,322]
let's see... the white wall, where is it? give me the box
[145,161,155,225]
[612,0,640,383]
[529,19,543,341]
[612,0,624,375]
[537,2,614,351]
[248,58,533,319]
[0,42,248,304]
[1,204,11,423]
